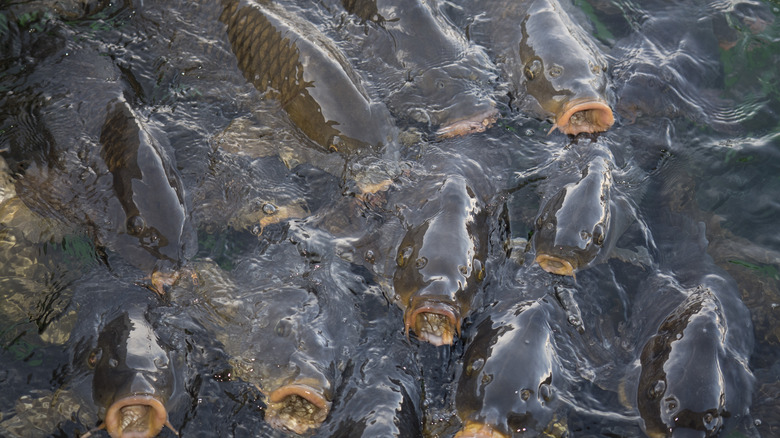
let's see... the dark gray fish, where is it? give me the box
[98,98,195,294]
[85,307,179,438]
[392,175,488,346]
[463,0,614,135]
[219,0,396,154]
[1,35,195,295]
[184,235,364,434]
[532,142,636,276]
[634,285,753,438]
[454,297,569,438]
[325,0,498,137]
[623,170,755,438]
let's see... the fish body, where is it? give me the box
[392,175,488,346]
[219,0,396,154]
[465,0,614,135]
[326,0,498,137]
[624,173,756,437]
[98,98,195,291]
[1,37,194,293]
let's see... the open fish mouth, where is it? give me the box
[535,254,576,277]
[436,107,499,138]
[550,99,614,136]
[265,383,331,435]
[454,421,508,438]
[404,300,461,346]
[103,394,174,438]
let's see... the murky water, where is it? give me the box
[1,0,779,437]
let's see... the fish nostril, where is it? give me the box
[524,59,542,80]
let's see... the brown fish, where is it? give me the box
[219,0,396,154]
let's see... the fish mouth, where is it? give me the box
[404,299,461,346]
[454,421,508,438]
[550,99,614,136]
[103,394,173,438]
[436,107,499,138]
[265,383,331,435]
[535,254,576,276]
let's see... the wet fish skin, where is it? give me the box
[90,308,178,438]
[627,171,756,438]
[327,0,498,137]
[219,0,396,154]
[392,175,488,346]
[465,0,614,135]
[636,285,753,438]
[99,98,195,291]
[533,144,622,276]
[454,298,567,437]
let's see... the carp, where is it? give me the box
[454,297,569,438]
[533,147,624,276]
[392,175,488,346]
[1,36,195,295]
[326,0,498,137]
[182,240,364,434]
[464,0,614,135]
[219,0,397,154]
[83,308,180,438]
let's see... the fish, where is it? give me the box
[219,0,397,155]
[392,175,488,346]
[532,145,623,276]
[1,36,195,295]
[463,0,614,135]
[454,297,568,438]
[624,171,756,437]
[634,284,754,438]
[84,308,179,438]
[326,0,498,137]
[184,250,364,434]
[98,98,196,294]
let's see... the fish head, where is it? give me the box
[393,179,486,345]
[395,61,498,138]
[456,301,562,437]
[637,292,729,438]
[517,8,614,135]
[534,157,612,276]
[90,311,176,438]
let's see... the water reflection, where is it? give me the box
[1,0,779,437]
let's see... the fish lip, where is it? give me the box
[550,99,614,136]
[266,383,332,435]
[103,394,170,438]
[535,254,576,276]
[454,421,508,438]
[436,107,499,138]
[404,299,461,346]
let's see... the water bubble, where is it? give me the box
[262,203,277,215]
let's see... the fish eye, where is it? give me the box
[524,59,543,81]
[126,215,146,236]
[592,223,605,246]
